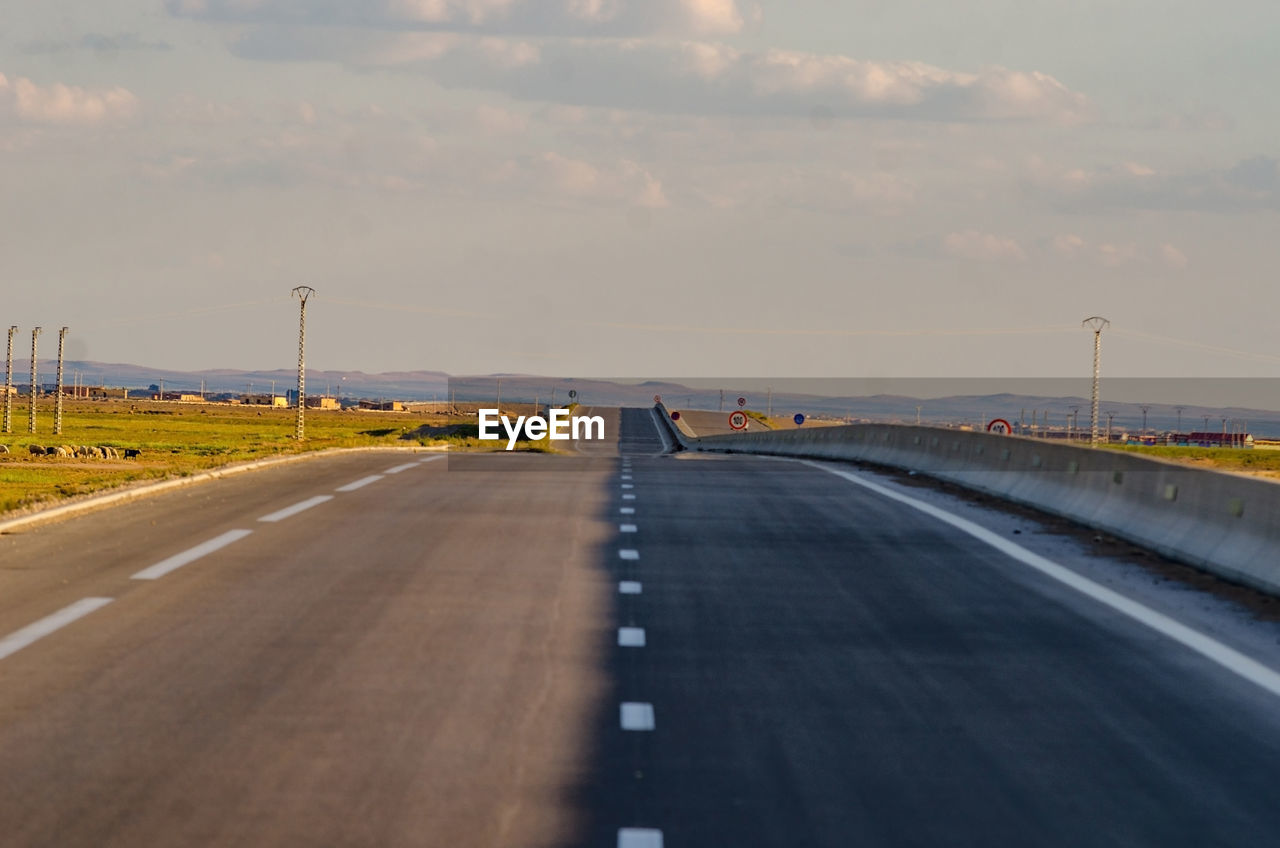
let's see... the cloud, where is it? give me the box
[1032,155,1280,214]
[1050,233,1086,256]
[942,231,1025,262]
[514,152,668,207]
[1159,243,1189,270]
[0,72,138,124]
[167,0,746,37]
[22,32,173,54]
[226,29,1092,123]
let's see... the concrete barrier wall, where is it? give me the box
[653,404,1280,596]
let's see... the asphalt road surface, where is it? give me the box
[2,409,1279,847]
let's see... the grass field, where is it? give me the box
[1101,443,1280,478]
[0,399,542,515]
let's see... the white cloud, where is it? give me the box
[227,31,1092,124]
[1051,233,1086,256]
[0,72,138,124]
[1097,242,1143,267]
[942,231,1025,262]
[168,0,747,36]
[526,152,668,207]
[1160,243,1189,270]
[1034,155,1280,214]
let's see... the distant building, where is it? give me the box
[239,394,288,407]
[306,396,340,410]
[358,400,406,412]
[1177,431,1254,449]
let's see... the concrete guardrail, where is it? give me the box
[654,404,1280,597]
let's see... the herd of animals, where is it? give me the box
[0,444,142,459]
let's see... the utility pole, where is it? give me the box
[496,378,502,411]
[1106,411,1114,444]
[1070,405,1080,442]
[1082,317,1109,447]
[28,327,41,433]
[767,386,773,419]
[916,405,922,426]
[54,327,67,435]
[3,326,15,433]
[1175,406,1184,435]
[292,286,315,440]
[719,389,724,413]
[1141,405,1151,436]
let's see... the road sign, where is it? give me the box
[568,390,577,399]
[654,394,662,404]
[728,411,748,430]
[987,418,1013,435]
[737,396,746,407]
[794,413,805,426]
[670,411,681,421]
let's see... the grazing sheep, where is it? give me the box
[0,445,9,454]
[123,448,141,459]
[29,444,46,456]
[53,447,68,458]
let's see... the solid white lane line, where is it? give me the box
[621,483,634,490]
[336,475,384,492]
[620,524,638,533]
[257,495,334,523]
[622,494,636,501]
[132,529,254,580]
[619,549,640,561]
[418,456,443,463]
[619,581,642,594]
[618,627,646,647]
[620,702,655,730]
[619,507,636,515]
[805,459,1280,701]
[384,462,419,474]
[0,598,114,662]
[618,828,664,848]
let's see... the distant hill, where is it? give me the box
[10,361,1280,438]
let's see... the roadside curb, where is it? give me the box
[0,445,449,534]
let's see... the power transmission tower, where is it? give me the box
[1082,317,1109,447]
[54,327,67,435]
[292,286,315,440]
[1141,405,1151,435]
[29,327,41,434]
[3,326,15,433]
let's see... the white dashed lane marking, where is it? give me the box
[336,475,383,492]
[618,627,646,647]
[258,495,334,523]
[621,484,634,490]
[619,549,640,561]
[620,702,655,731]
[622,494,636,501]
[619,581,642,594]
[0,598,114,662]
[620,524,638,533]
[132,529,254,580]
[619,507,635,515]
[618,829,664,848]
[384,462,419,475]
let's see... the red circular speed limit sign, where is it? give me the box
[729,411,748,430]
[987,418,1013,435]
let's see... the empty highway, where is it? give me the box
[2,409,1279,847]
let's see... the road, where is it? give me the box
[2,409,1279,846]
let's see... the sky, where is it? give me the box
[1,0,1278,380]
